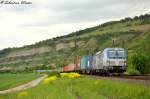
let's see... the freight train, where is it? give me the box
[60,48,127,74]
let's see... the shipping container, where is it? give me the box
[63,66,69,72]
[74,58,80,70]
[86,55,93,70]
[80,56,87,70]
[68,64,75,71]
[92,55,96,69]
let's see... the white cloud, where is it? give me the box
[0,0,150,50]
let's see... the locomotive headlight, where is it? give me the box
[124,61,126,65]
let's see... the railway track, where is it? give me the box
[84,74,150,87]
[85,74,150,81]
[112,75,150,80]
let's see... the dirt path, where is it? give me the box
[0,75,48,94]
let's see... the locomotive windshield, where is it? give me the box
[117,51,125,58]
[108,51,116,58]
[108,50,125,59]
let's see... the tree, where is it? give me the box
[129,53,150,74]
[86,38,98,54]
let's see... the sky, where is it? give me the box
[0,0,150,50]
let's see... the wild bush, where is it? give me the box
[47,70,60,77]
[128,53,150,74]
[124,68,141,75]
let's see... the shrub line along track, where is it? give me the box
[83,74,150,87]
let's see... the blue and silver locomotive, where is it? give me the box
[92,48,126,73]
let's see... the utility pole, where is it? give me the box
[112,39,115,47]
[112,38,116,48]
[74,34,77,50]
[74,33,78,72]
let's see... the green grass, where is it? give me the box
[0,73,41,91]
[1,76,150,99]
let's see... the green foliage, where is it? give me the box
[47,70,60,77]
[128,53,150,74]
[55,58,69,68]
[124,68,141,75]
[33,64,52,70]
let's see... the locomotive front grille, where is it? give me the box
[109,61,125,66]
[119,61,125,65]
[109,61,115,66]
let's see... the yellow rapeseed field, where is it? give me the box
[43,73,80,85]
[60,73,81,78]
[17,91,28,98]
[43,76,57,85]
